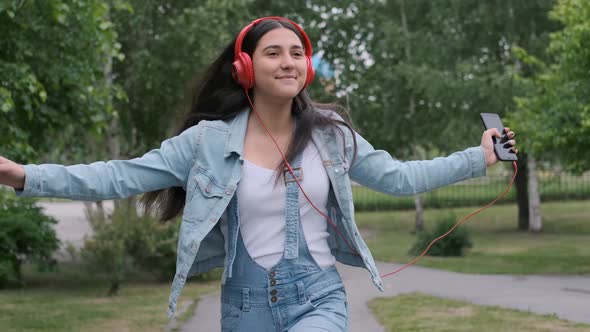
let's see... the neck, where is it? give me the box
[248,95,294,135]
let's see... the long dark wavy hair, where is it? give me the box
[141,18,357,222]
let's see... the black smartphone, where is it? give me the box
[480,113,517,161]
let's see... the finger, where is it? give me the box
[489,128,502,138]
[508,131,515,139]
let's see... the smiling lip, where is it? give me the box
[276,76,297,79]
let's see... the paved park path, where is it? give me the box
[39,201,590,331]
[182,262,590,331]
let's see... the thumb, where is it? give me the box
[0,156,16,165]
[487,128,502,138]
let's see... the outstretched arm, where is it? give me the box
[1,125,200,201]
[349,128,516,196]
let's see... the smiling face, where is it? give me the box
[251,28,307,102]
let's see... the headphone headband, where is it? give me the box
[233,16,313,60]
[232,16,315,89]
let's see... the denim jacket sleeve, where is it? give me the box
[348,131,487,196]
[15,125,200,201]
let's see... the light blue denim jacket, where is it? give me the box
[16,109,486,318]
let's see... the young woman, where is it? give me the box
[0,17,516,331]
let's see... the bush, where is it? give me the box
[123,208,180,282]
[80,202,181,294]
[191,267,223,282]
[80,204,130,295]
[409,214,473,257]
[0,191,60,287]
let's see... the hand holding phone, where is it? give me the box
[480,113,518,162]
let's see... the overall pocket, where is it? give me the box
[220,301,243,332]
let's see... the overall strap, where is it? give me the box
[284,154,303,260]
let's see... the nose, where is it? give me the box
[280,54,295,70]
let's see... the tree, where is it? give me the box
[0,0,124,162]
[513,0,590,173]
[512,0,590,231]
[109,0,256,158]
[301,0,557,231]
[76,1,260,293]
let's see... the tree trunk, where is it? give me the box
[414,194,424,232]
[85,24,118,218]
[399,0,424,231]
[107,279,120,296]
[83,200,106,225]
[515,153,529,230]
[103,45,125,211]
[527,155,542,232]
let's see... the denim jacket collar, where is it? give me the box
[224,108,250,159]
[224,108,331,162]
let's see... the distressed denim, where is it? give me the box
[15,109,486,318]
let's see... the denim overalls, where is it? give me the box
[220,156,348,331]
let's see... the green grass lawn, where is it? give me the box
[369,293,590,332]
[356,200,590,274]
[0,263,218,332]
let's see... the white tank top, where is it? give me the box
[230,142,335,269]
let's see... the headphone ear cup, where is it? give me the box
[232,52,255,89]
[305,56,315,88]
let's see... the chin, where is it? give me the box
[255,83,304,101]
[280,90,302,100]
[260,87,296,99]
[277,85,304,98]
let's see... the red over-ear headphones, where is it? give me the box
[232,16,315,90]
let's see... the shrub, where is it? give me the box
[0,191,60,287]
[124,209,180,282]
[191,267,223,282]
[80,204,131,295]
[409,213,473,257]
[80,202,181,294]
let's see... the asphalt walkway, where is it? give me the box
[181,262,590,331]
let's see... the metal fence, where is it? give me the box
[352,171,590,211]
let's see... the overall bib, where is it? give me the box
[220,156,349,332]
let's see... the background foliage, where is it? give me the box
[3,0,582,171]
[512,0,590,173]
[0,191,59,287]
[80,205,179,295]
[409,213,473,257]
[0,0,126,162]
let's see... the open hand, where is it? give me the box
[0,156,25,190]
[481,127,517,166]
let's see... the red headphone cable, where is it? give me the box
[245,90,518,279]
[380,160,518,278]
[245,91,361,256]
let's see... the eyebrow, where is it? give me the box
[262,45,304,51]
